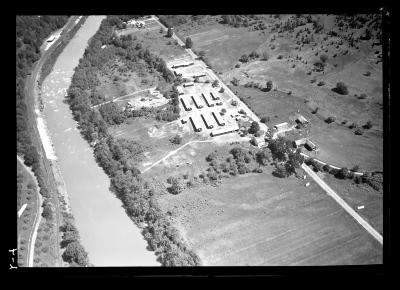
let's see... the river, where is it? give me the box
[41,16,159,266]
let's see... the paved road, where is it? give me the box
[301,163,383,245]
[17,155,43,267]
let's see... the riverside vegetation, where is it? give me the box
[66,16,200,266]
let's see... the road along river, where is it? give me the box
[40,16,159,266]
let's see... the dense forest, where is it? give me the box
[66,16,201,266]
[16,16,69,157]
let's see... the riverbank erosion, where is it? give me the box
[64,16,201,266]
[41,15,159,266]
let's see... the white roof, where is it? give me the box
[211,123,239,135]
[274,122,289,128]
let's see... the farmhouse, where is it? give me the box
[210,123,240,137]
[189,115,203,132]
[201,113,214,129]
[191,95,204,109]
[201,93,215,107]
[180,97,192,111]
[273,122,289,131]
[212,111,226,126]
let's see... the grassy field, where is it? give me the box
[126,26,187,62]
[323,173,383,234]
[157,166,382,265]
[230,85,383,172]
[177,24,268,73]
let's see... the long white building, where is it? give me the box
[210,123,239,137]
[191,95,203,109]
[201,93,214,107]
[189,115,203,132]
[180,97,192,111]
[201,113,214,129]
[212,111,225,126]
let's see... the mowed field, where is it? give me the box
[323,174,383,234]
[158,166,383,265]
[109,117,197,172]
[230,85,383,172]
[177,24,269,73]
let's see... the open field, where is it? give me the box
[177,24,269,73]
[121,25,187,62]
[230,85,383,172]
[323,174,383,234]
[157,166,382,265]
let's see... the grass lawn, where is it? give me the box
[158,166,382,265]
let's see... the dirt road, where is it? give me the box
[91,86,157,109]
[17,155,43,267]
[142,139,214,173]
[301,163,383,245]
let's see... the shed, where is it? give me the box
[296,114,309,124]
[210,123,239,137]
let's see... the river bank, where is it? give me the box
[40,15,159,266]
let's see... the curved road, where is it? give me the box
[17,155,43,267]
[301,163,383,245]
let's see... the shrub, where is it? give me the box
[272,164,288,178]
[206,152,217,162]
[231,77,239,86]
[265,80,273,91]
[325,116,336,124]
[262,51,269,60]
[354,128,364,135]
[219,87,225,93]
[322,164,331,172]
[351,165,360,172]
[317,81,325,86]
[358,93,367,99]
[312,107,319,114]
[170,134,182,145]
[260,116,270,123]
[363,121,373,129]
[364,71,371,76]
[341,120,348,125]
[240,54,249,63]
[248,121,260,134]
[349,122,358,129]
[235,63,241,68]
[335,167,350,179]
[277,55,283,59]
[333,82,348,95]
[320,54,328,63]
[185,37,193,48]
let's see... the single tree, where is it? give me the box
[167,27,173,37]
[185,37,193,49]
[334,82,348,95]
[212,80,219,87]
[262,51,269,60]
[266,80,273,91]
